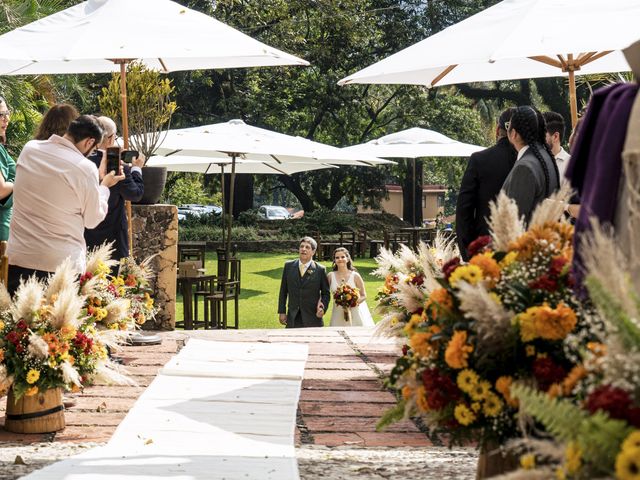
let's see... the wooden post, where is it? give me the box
[114,60,135,254]
[567,54,578,129]
[226,155,237,265]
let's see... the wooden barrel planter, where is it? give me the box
[476,440,519,479]
[4,387,65,433]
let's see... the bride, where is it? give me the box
[327,247,374,327]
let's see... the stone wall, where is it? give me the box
[131,204,177,330]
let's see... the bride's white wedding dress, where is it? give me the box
[329,271,375,327]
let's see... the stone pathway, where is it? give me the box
[0,328,478,479]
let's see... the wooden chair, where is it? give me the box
[205,257,241,329]
[388,232,411,253]
[339,230,356,257]
[0,241,7,286]
[354,230,368,258]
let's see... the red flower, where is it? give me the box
[586,385,635,424]
[442,257,461,281]
[79,272,93,284]
[15,344,24,354]
[529,274,558,291]
[549,256,568,277]
[16,320,28,331]
[422,368,460,410]
[401,344,408,356]
[410,274,425,287]
[107,284,117,295]
[468,235,492,257]
[532,357,566,391]
[6,331,20,345]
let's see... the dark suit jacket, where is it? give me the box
[84,152,144,260]
[456,137,516,260]
[278,259,331,328]
[502,144,560,225]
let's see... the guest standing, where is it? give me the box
[84,116,145,261]
[542,111,571,179]
[456,108,516,260]
[502,106,560,224]
[34,104,79,140]
[0,96,15,241]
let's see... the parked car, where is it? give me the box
[177,204,222,221]
[258,205,292,220]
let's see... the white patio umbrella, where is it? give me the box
[343,127,485,226]
[152,119,393,264]
[338,0,638,127]
[0,0,308,249]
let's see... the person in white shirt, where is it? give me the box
[7,115,124,294]
[543,111,571,179]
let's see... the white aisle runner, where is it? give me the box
[24,339,309,480]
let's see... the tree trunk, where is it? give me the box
[277,174,316,212]
[401,159,423,226]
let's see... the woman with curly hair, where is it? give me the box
[502,105,560,223]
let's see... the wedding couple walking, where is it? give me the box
[277,236,374,328]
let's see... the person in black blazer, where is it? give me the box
[456,108,516,260]
[278,237,331,328]
[84,116,144,261]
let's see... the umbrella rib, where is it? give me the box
[430,64,457,87]
[164,149,182,157]
[269,154,283,164]
[264,163,289,175]
[579,50,613,67]
[158,58,168,73]
[529,55,563,69]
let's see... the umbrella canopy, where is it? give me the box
[146,156,337,175]
[342,127,484,158]
[338,0,637,126]
[0,0,308,74]
[154,120,394,166]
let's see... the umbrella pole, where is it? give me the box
[568,68,578,129]
[226,155,237,268]
[412,158,416,227]
[116,60,135,256]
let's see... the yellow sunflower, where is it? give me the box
[454,403,476,426]
[457,369,479,394]
[482,392,503,417]
[448,264,484,288]
[520,453,535,470]
[469,380,491,401]
[615,446,640,480]
[26,369,40,385]
[565,441,582,475]
[622,431,640,452]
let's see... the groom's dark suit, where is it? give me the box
[278,259,331,328]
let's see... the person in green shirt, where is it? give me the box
[0,96,15,241]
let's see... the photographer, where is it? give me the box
[84,116,144,261]
[7,115,124,294]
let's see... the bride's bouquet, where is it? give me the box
[334,281,360,322]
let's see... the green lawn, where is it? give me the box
[177,252,384,329]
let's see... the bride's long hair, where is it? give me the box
[332,247,355,272]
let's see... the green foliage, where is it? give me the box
[236,209,262,226]
[585,276,640,350]
[377,400,407,432]
[179,225,264,242]
[165,173,212,206]
[98,62,177,157]
[512,384,633,474]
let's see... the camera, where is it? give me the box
[106,147,120,173]
[120,150,139,164]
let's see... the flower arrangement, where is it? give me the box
[333,281,360,322]
[502,221,640,480]
[80,246,157,333]
[376,189,596,448]
[0,260,131,400]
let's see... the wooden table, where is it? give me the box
[177,274,217,329]
[178,241,207,268]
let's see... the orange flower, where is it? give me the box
[495,376,518,407]
[517,303,577,342]
[547,383,563,398]
[509,222,574,261]
[415,386,430,413]
[445,331,474,369]
[562,365,587,395]
[423,288,452,320]
[469,253,501,287]
[0,348,4,363]
[587,342,607,357]
[401,386,413,400]
[409,326,441,359]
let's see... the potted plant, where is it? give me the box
[99,62,177,204]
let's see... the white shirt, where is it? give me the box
[7,135,110,273]
[516,145,529,162]
[555,147,571,179]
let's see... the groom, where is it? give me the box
[278,236,331,328]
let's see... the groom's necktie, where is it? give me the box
[299,262,306,277]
